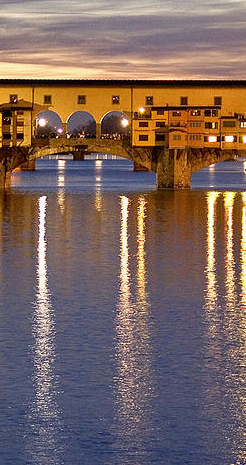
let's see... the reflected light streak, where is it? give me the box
[28,196,62,464]
[137,195,147,303]
[57,159,65,188]
[94,189,102,212]
[205,192,220,317]
[224,192,236,308]
[241,192,246,306]
[114,196,154,453]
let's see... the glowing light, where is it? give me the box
[121,117,129,127]
[38,117,47,127]
[57,128,63,134]
[224,192,236,307]
[208,135,217,143]
[225,135,234,143]
[243,136,246,144]
[139,107,145,114]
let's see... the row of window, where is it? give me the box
[8,94,223,107]
[139,121,219,129]
[138,134,246,143]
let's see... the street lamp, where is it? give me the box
[38,117,47,127]
[121,117,129,128]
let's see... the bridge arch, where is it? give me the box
[34,110,63,138]
[100,111,130,138]
[66,111,96,138]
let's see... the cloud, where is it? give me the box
[0,0,246,78]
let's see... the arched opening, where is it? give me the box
[67,111,96,138]
[34,110,63,139]
[101,111,130,139]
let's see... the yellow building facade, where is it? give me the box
[1,79,246,148]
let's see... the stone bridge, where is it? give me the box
[0,137,245,189]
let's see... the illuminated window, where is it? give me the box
[139,134,148,141]
[214,96,222,106]
[112,95,120,104]
[208,135,217,143]
[173,134,181,140]
[172,111,181,117]
[243,135,246,143]
[190,109,201,116]
[180,96,188,105]
[241,121,246,128]
[78,95,86,104]
[145,96,153,105]
[9,94,18,104]
[212,109,218,117]
[205,122,218,129]
[225,135,234,142]
[139,121,149,127]
[44,95,52,104]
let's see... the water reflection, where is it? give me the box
[204,191,246,465]
[224,192,237,309]
[57,160,66,213]
[27,196,63,465]
[114,195,153,462]
[94,160,102,212]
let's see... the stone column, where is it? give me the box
[62,122,67,139]
[96,123,101,139]
[156,148,191,189]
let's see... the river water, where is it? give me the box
[1,155,246,465]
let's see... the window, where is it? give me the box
[156,122,165,127]
[139,134,148,141]
[3,134,11,139]
[157,110,164,115]
[180,96,188,105]
[16,133,24,140]
[241,121,246,128]
[190,109,201,116]
[173,134,181,140]
[78,95,86,104]
[223,120,236,127]
[172,111,181,117]
[212,109,218,117]
[189,134,201,141]
[145,96,153,105]
[17,121,24,127]
[44,95,52,104]
[190,122,201,128]
[204,109,211,117]
[3,117,11,125]
[17,111,23,115]
[214,96,222,106]
[139,121,149,127]
[205,122,218,129]
[10,94,18,103]
[112,95,120,104]
[155,134,165,141]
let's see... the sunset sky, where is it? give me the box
[1,0,246,79]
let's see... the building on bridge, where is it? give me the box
[132,104,246,150]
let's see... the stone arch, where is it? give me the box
[66,111,96,138]
[34,110,63,139]
[100,111,130,138]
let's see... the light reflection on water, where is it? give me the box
[27,196,63,465]
[3,157,246,464]
[113,195,154,462]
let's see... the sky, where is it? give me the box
[1,0,246,79]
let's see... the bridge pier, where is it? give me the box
[156,148,191,189]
